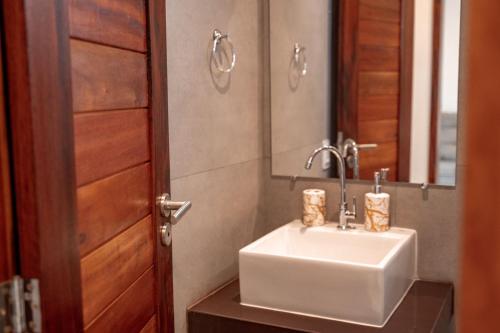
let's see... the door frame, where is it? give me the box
[2,1,84,331]
[0,27,15,282]
[428,0,442,184]
[1,1,172,331]
[398,0,415,182]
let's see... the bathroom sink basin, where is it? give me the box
[239,220,417,327]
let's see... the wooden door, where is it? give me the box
[69,0,171,331]
[0,31,15,283]
[1,0,172,332]
[460,1,500,331]
[338,0,413,181]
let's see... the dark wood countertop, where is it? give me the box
[188,279,453,333]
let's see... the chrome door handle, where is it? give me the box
[157,193,192,246]
[158,193,192,225]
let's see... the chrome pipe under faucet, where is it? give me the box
[305,146,356,230]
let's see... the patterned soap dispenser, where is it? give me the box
[364,169,390,232]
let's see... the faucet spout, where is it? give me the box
[305,146,347,205]
[304,156,314,170]
[304,145,356,230]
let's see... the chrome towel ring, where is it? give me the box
[212,29,236,73]
[293,43,307,76]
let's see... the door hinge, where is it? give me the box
[0,276,41,333]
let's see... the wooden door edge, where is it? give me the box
[428,0,443,184]
[398,0,415,182]
[146,0,174,332]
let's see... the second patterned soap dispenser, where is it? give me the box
[364,169,390,232]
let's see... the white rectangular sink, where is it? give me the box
[239,220,417,327]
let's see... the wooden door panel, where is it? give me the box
[74,109,150,186]
[358,95,399,121]
[69,0,147,52]
[70,0,171,330]
[81,215,154,324]
[140,316,157,333]
[70,0,168,327]
[359,45,399,71]
[77,163,151,256]
[359,0,400,23]
[358,119,398,143]
[358,72,399,96]
[85,267,155,332]
[71,39,148,111]
[359,20,400,47]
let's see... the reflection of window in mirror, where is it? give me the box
[430,0,461,186]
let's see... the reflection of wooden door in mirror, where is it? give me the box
[337,0,414,181]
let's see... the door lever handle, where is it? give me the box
[157,193,192,247]
[157,193,192,225]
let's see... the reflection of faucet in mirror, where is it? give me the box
[293,43,307,77]
[305,146,357,230]
[341,138,360,179]
[337,136,378,180]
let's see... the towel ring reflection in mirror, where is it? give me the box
[212,29,236,73]
[293,43,307,76]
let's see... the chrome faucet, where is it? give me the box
[305,146,356,230]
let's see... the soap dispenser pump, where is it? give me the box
[364,169,390,232]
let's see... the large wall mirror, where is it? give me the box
[270,0,462,186]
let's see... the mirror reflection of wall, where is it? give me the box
[270,0,461,187]
[270,0,335,179]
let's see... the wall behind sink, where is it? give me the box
[166,1,267,332]
[262,1,469,332]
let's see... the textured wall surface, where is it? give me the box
[166,1,267,332]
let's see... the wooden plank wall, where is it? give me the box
[67,0,157,331]
[341,0,402,181]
